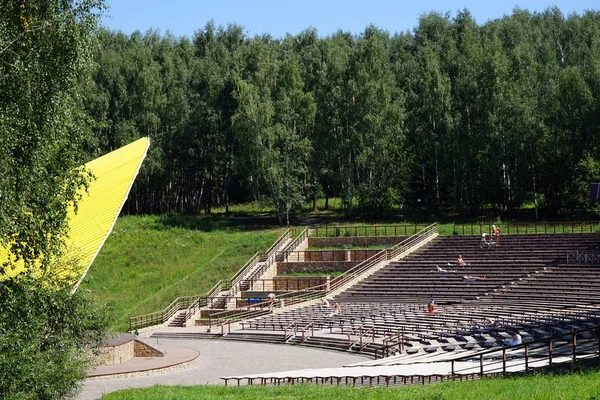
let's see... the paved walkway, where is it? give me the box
[78,339,369,400]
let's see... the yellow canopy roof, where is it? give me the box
[0,137,150,288]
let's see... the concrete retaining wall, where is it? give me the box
[273,276,329,291]
[277,261,358,274]
[308,236,406,248]
[96,338,163,365]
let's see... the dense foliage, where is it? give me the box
[0,0,103,274]
[0,277,108,400]
[0,2,109,399]
[86,7,600,221]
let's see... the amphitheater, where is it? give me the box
[87,222,600,395]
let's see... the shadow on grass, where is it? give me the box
[154,212,281,232]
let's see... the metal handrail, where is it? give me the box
[209,223,438,327]
[227,229,295,297]
[377,330,406,358]
[453,221,600,236]
[300,322,315,343]
[265,228,292,259]
[129,230,290,331]
[281,249,381,263]
[310,224,430,238]
[284,322,297,339]
[448,325,600,378]
[276,228,309,262]
[566,250,600,264]
[239,276,330,292]
[129,294,202,331]
[348,326,375,350]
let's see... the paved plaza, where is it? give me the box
[79,339,370,399]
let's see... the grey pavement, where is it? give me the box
[78,339,370,400]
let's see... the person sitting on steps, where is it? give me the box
[507,331,522,346]
[457,255,471,266]
[425,299,437,314]
[328,302,342,317]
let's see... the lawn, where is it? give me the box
[78,202,600,333]
[101,369,600,399]
[79,214,284,331]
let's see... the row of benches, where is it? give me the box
[221,233,600,360]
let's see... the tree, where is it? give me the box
[0,277,108,400]
[0,1,109,398]
[0,0,104,275]
[352,26,406,216]
[85,7,600,218]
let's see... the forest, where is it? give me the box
[83,7,600,223]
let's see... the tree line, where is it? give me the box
[84,7,600,223]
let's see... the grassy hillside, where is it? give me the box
[79,205,600,332]
[101,369,600,399]
[79,215,284,331]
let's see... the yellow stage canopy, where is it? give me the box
[0,137,150,288]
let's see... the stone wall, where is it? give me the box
[96,341,134,366]
[308,236,406,248]
[134,340,163,358]
[95,337,163,365]
[277,261,357,274]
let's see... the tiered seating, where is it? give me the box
[220,233,600,360]
[227,300,600,358]
[337,234,600,303]
[492,264,600,303]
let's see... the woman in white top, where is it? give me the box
[508,332,522,346]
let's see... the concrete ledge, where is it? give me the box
[87,341,200,380]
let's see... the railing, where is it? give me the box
[129,229,291,331]
[265,228,292,259]
[566,250,600,264]
[448,325,600,379]
[347,326,375,351]
[242,276,330,292]
[184,296,209,325]
[276,228,309,262]
[310,224,429,238]
[281,249,381,263]
[377,330,406,359]
[225,228,299,299]
[227,228,291,296]
[206,280,229,308]
[453,221,600,236]
[300,322,315,343]
[284,322,297,340]
[129,295,202,331]
[209,302,275,327]
[208,223,438,327]
[226,253,262,297]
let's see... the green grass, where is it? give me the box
[79,215,284,331]
[101,369,600,399]
[80,214,600,332]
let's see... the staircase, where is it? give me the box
[168,311,187,327]
[203,229,308,313]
